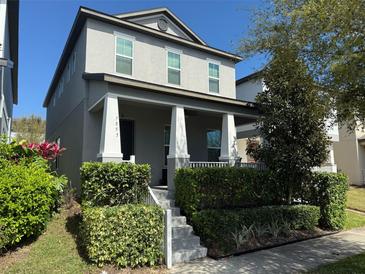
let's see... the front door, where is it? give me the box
[120,119,135,161]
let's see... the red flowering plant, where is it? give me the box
[28,142,65,161]
[0,138,65,163]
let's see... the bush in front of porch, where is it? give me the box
[80,162,150,206]
[81,204,163,268]
[80,162,164,269]
[175,167,349,257]
[191,205,320,257]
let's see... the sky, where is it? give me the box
[14,0,267,119]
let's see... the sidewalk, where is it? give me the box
[170,227,365,274]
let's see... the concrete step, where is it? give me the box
[170,207,181,216]
[172,216,186,226]
[172,225,193,238]
[172,247,208,265]
[150,188,169,200]
[172,235,201,251]
[159,199,175,209]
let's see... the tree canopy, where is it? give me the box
[240,0,365,127]
[248,47,330,203]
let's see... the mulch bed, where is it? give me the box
[207,228,336,259]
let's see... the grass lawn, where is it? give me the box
[347,186,365,212]
[0,204,166,274]
[308,252,365,274]
[344,210,365,230]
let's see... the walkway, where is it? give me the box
[170,227,365,274]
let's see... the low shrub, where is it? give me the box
[0,158,67,251]
[191,205,320,256]
[80,162,150,206]
[175,167,284,218]
[304,172,349,230]
[81,204,164,268]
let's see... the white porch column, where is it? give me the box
[167,105,190,194]
[219,113,237,165]
[97,94,123,162]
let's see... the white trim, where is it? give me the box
[113,31,136,41]
[166,47,182,86]
[88,92,258,118]
[165,46,183,54]
[114,33,135,77]
[207,60,220,94]
[128,14,193,42]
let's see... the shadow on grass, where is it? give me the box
[64,204,91,264]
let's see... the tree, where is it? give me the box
[12,115,46,143]
[240,0,365,127]
[248,48,330,203]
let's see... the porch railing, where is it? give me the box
[189,161,266,170]
[189,161,229,168]
[239,162,267,170]
[144,186,161,206]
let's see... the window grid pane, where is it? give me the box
[207,130,221,149]
[116,55,132,75]
[116,37,133,57]
[168,52,180,69]
[209,63,219,78]
[209,78,219,93]
[168,68,180,85]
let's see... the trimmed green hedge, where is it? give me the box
[192,205,320,255]
[0,159,66,250]
[81,204,164,268]
[175,167,283,218]
[175,167,349,231]
[80,162,150,206]
[304,172,349,230]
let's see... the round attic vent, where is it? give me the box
[157,18,168,31]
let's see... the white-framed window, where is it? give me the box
[207,129,221,161]
[115,33,134,76]
[71,51,77,74]
[167,49,181,85]
[208,61,220,93]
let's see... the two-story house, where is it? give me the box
[43,7,258,192]
[0,0,19,139]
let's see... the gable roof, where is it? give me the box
[236,70,264,86]
[114,7,206,45]
[43,6,242,107]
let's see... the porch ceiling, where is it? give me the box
[85,72,259,120]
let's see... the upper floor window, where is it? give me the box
[115,35,134,76]
[208,62,220,93]
[167,50,181,85]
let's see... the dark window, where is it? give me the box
[207,129,221,162]
[120,119,135,161]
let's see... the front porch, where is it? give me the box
[89,89,258,191]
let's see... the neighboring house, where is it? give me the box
[0,0,19,140]
[235,71,339,173]
[333,125,365,186]
[43,7,258,191]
